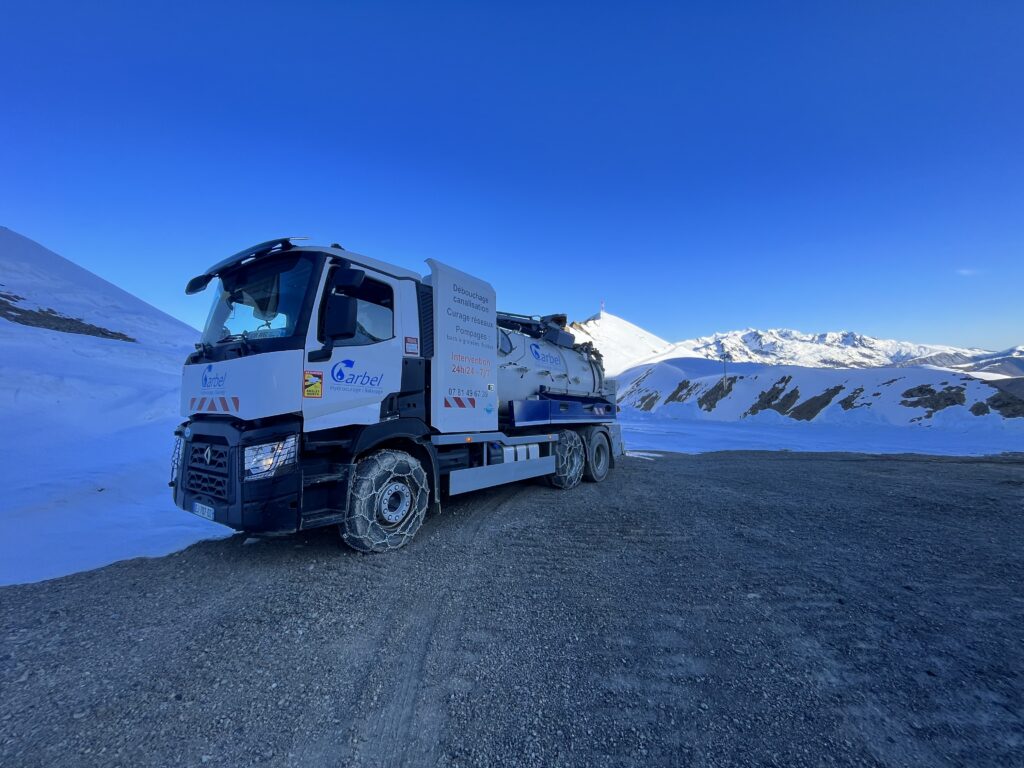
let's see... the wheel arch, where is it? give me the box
[576,424,617,469]
[350,420,440,506]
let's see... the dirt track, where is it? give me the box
[2,452,1023,767]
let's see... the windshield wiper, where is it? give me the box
[204,330,254,357]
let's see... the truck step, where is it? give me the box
[302,471,348,487]
[299,508,346,529]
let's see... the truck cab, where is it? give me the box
[171,238,620,552]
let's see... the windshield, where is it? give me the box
[201,256,316,345]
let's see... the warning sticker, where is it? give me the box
[303,370,323,398]
[404,336,420,355]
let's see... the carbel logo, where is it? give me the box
[201,364,226,389]
[330,360,385,388]
[530,343,563,368]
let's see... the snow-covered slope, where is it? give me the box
[0,227,228,585]
[0,226,196,350]
[948,346,1024,379]
[616,356,1024,455]
[569,311,672,375]
[571,312,1024,455]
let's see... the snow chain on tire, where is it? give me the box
[548,429,584,490]
[340,449,429,553]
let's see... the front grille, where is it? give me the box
[189,443,229,472]
[186,469,229,499]
[186,440,230,500]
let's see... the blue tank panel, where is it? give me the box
[509,396,616,428]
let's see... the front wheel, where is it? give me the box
[547,429,584,490]
[341,449,429,553]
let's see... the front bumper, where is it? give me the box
[172,417,303,533]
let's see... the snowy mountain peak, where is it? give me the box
[670,328,994,370]
[569,311,672,375]
[567,309,1016,378]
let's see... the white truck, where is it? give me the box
[170,238,621,552]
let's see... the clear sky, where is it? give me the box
[2,1,1022,349]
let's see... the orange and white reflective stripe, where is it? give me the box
[443,396,477,408]
[189,396,241,413]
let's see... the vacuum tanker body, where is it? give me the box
[496,326,607,405]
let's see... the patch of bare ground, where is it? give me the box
[746,375,799,416]
[986,389,1024,418]
[900,384,966,418]
[839,386,867,410]
[0,292,136,342]
[788,385,846,421]
[697,375,739,412]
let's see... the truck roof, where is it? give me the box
[185,238,422,294]
[295,245,423,282]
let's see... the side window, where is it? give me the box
[498,330,514,356]
[336,277,394,347]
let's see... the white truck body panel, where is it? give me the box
[180,350,303,420]
[426,259,498,433]
[300,265,416,434]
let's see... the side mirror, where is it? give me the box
[308,266,365,362]
[322,293,357,340]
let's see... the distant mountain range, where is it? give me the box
[568,311,1023,438]
[570,311,1024,379]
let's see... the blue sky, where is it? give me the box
[2,1,1022,349]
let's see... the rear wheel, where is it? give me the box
[583,430,611,483]
[547,429,584,490]
[341,449,429,553]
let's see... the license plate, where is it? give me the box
[192,501,215,520]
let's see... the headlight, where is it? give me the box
[170,436,184,484]
[243,436,298,481]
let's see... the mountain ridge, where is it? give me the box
[570,310,1018,377]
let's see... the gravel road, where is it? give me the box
[2,451,1023,767]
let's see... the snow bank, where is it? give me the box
[0,229,230,586]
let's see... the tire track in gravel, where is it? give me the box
[297,483,527,768]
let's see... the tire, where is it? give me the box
[340,449,429,553]
[547,429,585,490]
[583,430,611,483]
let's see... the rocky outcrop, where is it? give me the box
[900,385,966,418]
[636,392,661,412]
[746,376,798,416]
[789,386,846,421]
[839,387,867,410]
[665,380,698,404]
[698,376,739,412]
[986,390,1024,418]
[0,290,136,343]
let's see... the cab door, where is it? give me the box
[301,265,406,432]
